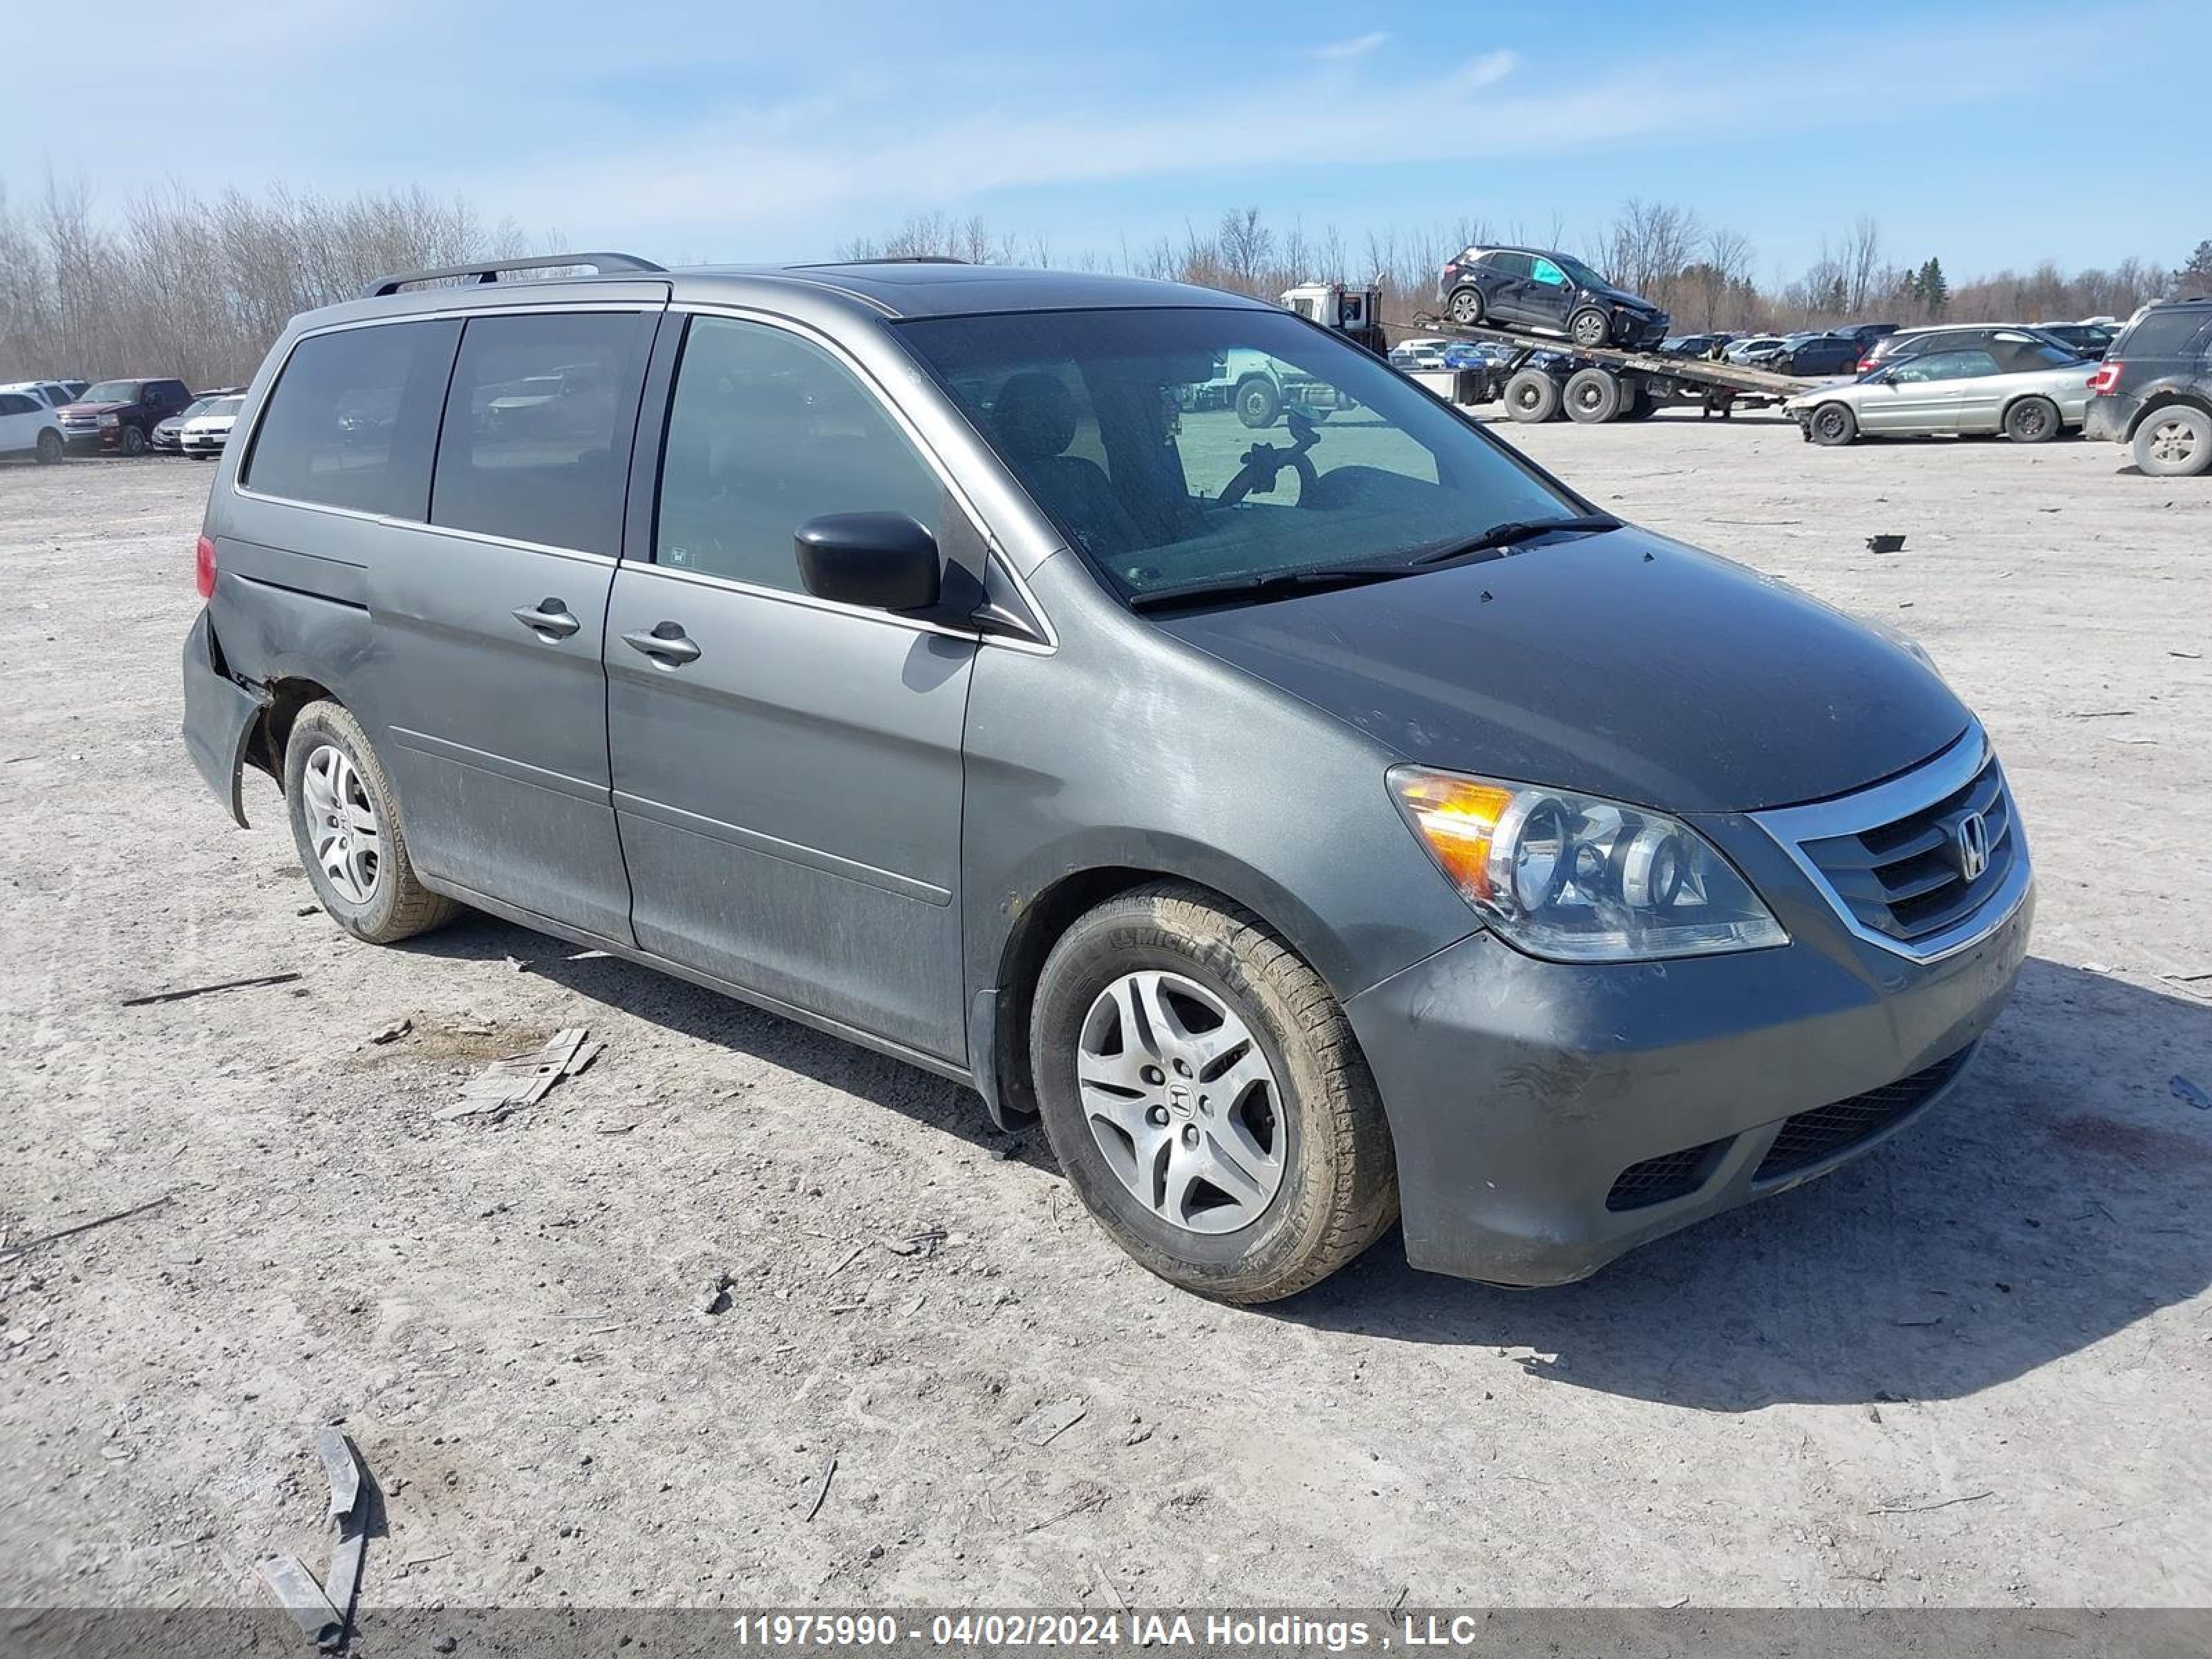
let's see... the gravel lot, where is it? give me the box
[2,416,2208,1613]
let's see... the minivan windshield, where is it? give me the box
[899,307,1580,603]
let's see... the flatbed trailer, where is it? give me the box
[1397,312,1824,424]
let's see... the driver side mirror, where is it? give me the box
[794,513,941,612]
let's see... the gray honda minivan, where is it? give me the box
[182,254,2033,1302]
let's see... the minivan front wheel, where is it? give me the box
[34,428,63,464]
[283,701,457,944]
[1030,882,1398,1304]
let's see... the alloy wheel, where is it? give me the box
[303,743,382,904]
[2148,418,2200,467]
[1076,971,1286,1235]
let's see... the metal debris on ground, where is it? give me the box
[803,1453,838,1521]
[120,971,303,1007]
[694,1272,734,1316]
[259,1428,368,1650]
[2171,1074,2211,1111]
[1020,1397,1089,1447]
[434,1028,597,1123]
[367,1018,412,1046]
[1865,534,1907,554]
[881,1226,948,1258]
[0,1195,173,1264]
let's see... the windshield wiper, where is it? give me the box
[1127,563,1419,613]
[1409,513,1623,567]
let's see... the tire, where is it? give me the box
[119,424,147,457]
[1234,375,1281,429]
[1568,308,1612,349]
[1446,285,1485,326]
[1030,881,1398,1304]
[1502,368,1562,424]
[1808,402,1858,447]
[34,428,63,464]
[1564,367,1624,424]
[2003,395,2060,444]
[283,700,458,944]
[2133,405,2212,477]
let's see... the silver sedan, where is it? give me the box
[1788,342,2097,446]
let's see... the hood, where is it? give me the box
[1597,287,1658,313]
[1154,527,1970,814]
[58,400,129,418]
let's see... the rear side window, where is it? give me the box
[1488,252,1533,279]
[655,316,947,594]
[429,311,651,554]
[0,393,35,415]
[243,321,460,517]
[2115,309,2212,359]
[1996,340,2077,371]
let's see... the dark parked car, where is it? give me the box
[1859,325,2079,375]
[1773,335,1865,377]
[1832,322,1901,353]
[2034,322,2115,361]
[183,253,2030,1303]
[1661,332,1732,359]
[1438,245,1669,349]
[2084,297,2212,476]
[56,377,194,456]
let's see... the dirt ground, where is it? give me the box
[2,415,2208,1614]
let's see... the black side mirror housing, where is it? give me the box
[794,513,941,612]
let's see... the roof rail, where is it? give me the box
[360,251,667,299]
[828,256,970,266]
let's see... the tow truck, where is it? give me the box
[1394,310,1824,423]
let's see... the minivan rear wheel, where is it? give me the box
[2134,406,2212,477]
[1030,882,1398,1304]
[283,700,458,944]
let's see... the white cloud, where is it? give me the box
[1306,31,1391,61]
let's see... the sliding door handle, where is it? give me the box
[621,624,702,666]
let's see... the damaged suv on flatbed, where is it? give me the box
[182,254,2031,1302]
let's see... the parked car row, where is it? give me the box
[0,373,259,462]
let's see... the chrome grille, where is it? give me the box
[1797,751,2015,943]
[1755,730,2029,961]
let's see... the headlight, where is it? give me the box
[97,413,118,427]
[1388,766,1787,962]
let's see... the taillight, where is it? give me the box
[195,533,216,599]
[2086,363,2120,395]
[1857,355,1875,372]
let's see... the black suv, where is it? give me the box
[2084,299,2212,478]
[55,377,194,456]
[1438,246,1668,349]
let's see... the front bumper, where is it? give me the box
[1615,312,1669,349]
[1345,791,2032,1286]
[62,425,115,451]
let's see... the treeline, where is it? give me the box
[3,174,2198,389]
[841,203,2193,337]
[0,175,536,387]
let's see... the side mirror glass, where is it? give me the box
[794,513,941,612]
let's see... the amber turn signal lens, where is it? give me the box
[1391,772,1515,902]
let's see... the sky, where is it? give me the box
[8,0,2205,283]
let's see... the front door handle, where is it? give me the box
[621,622,702,666]
[514,599,581,639]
